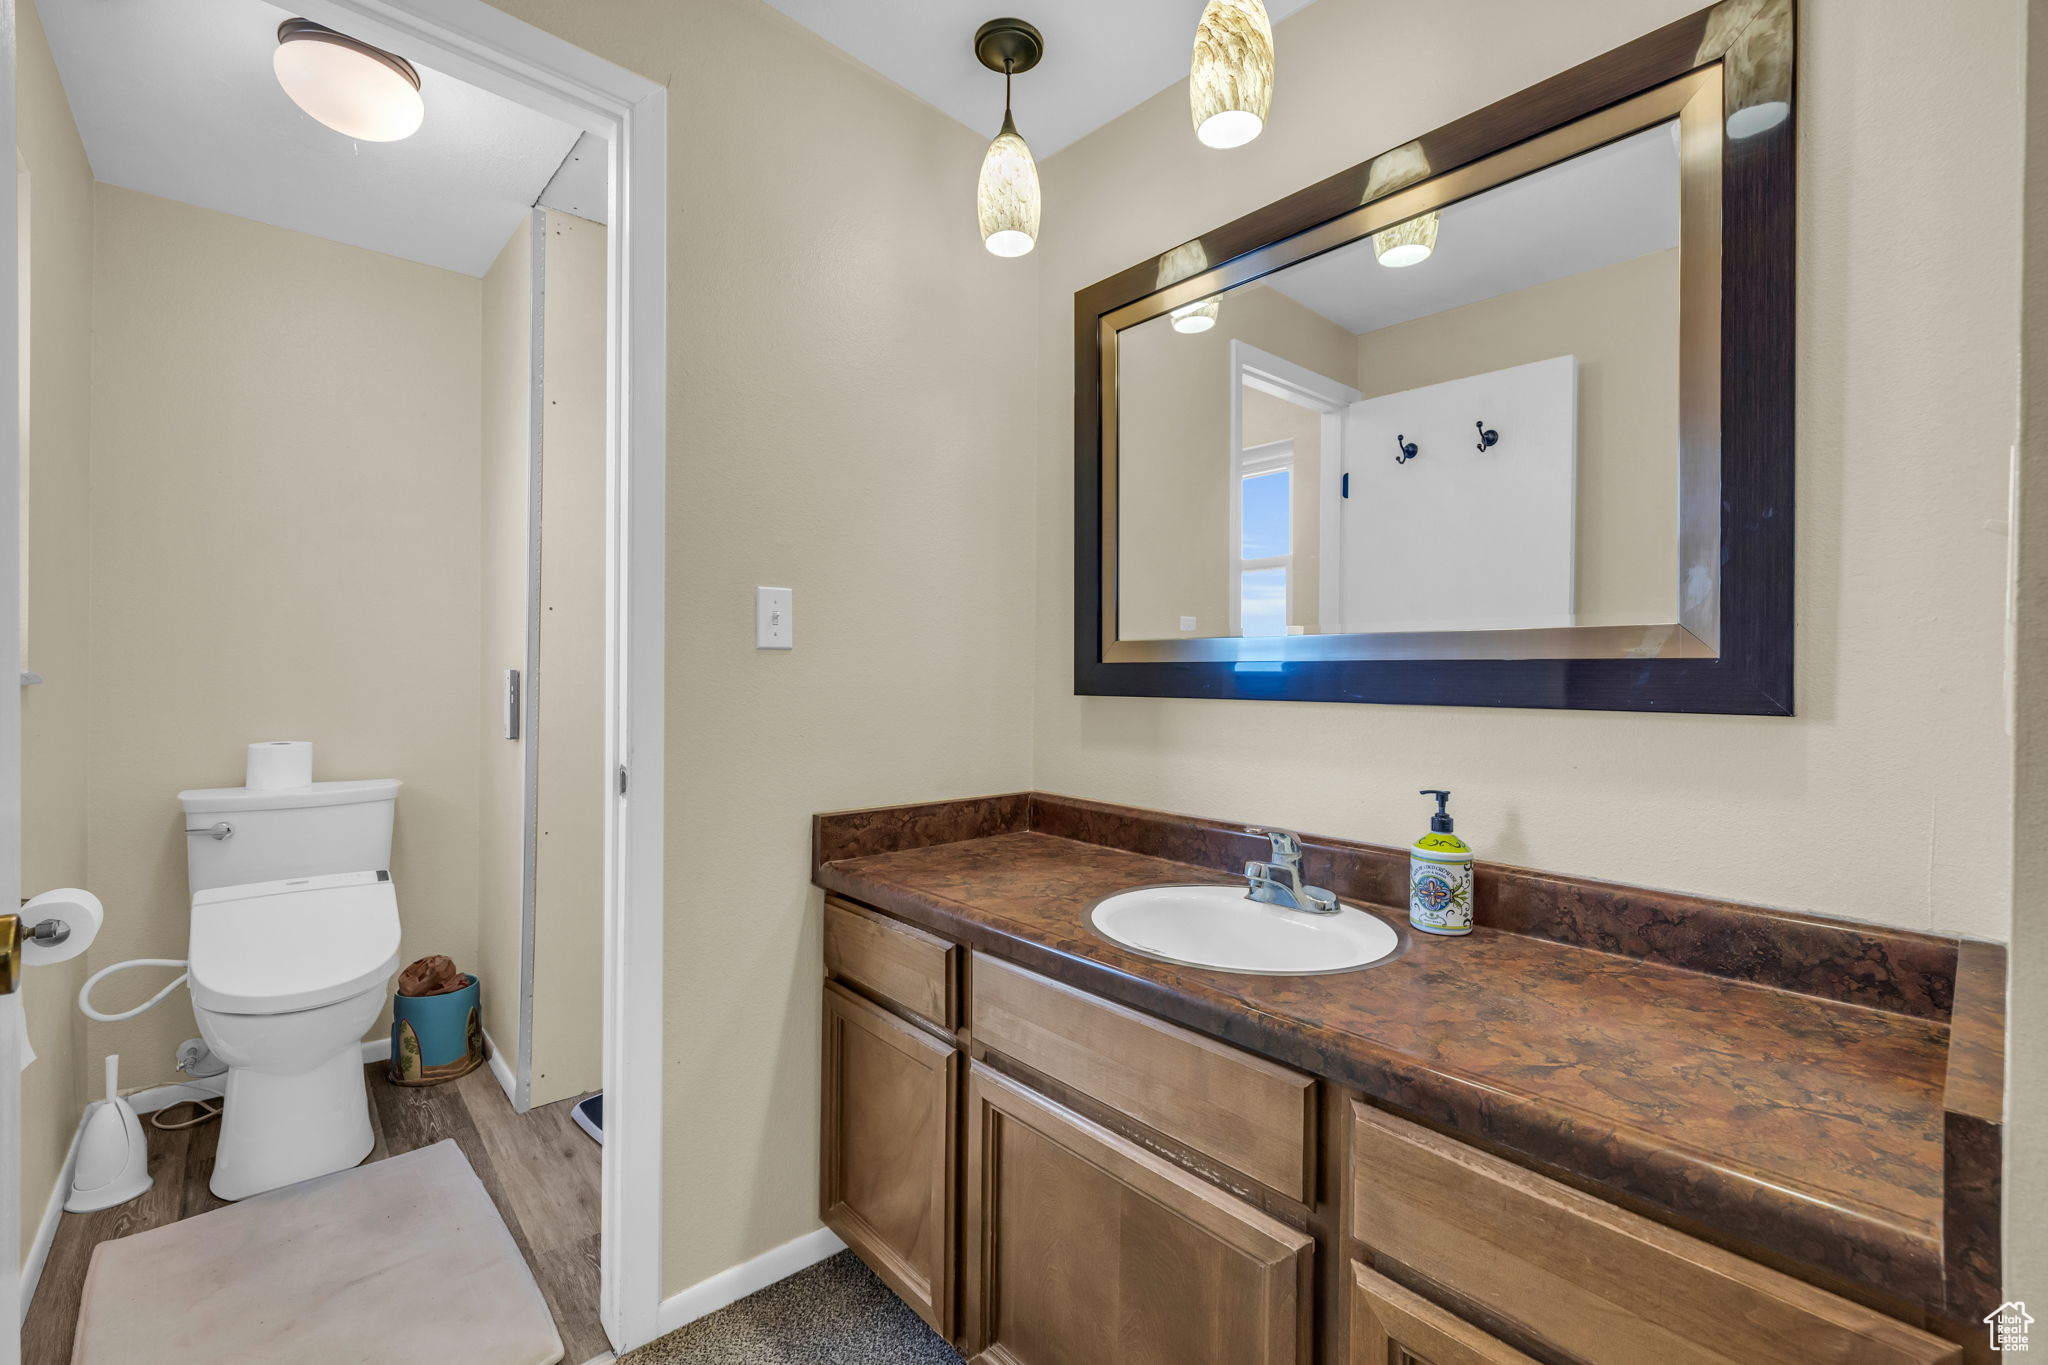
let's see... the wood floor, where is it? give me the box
[23,1063,606,1365]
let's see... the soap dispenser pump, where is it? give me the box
[1409,789,1474,936]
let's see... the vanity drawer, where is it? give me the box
[969,954,1314,1200]
[1348,1104,1959,1365]
[824,897,958,1032]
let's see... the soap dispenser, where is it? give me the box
[1409,790,1474,936]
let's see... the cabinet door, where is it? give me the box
[963,1063,1312,1365]
[821,981,957,1336]
[1351,1263,1540,1365]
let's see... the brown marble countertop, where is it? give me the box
[813,793,2004,1322]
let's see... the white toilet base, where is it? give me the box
[194,982,387,1201]
[211,1045,374,1200]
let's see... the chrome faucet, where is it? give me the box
[1243,827,1339,915]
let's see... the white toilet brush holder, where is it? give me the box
[66,1054,152,1213]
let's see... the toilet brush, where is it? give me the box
[66,1055,153,1212]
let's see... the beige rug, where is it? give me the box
[73,1139,563,1365]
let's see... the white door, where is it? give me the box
[1337,355,1578,635]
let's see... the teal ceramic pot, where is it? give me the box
[390,975,485,1086]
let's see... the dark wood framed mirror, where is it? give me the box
[1074,0,1793,714]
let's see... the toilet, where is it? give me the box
[176,777,403,1201]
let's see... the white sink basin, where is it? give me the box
[1088,884,1400,975]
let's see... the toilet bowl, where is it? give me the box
[188,871,401,1200]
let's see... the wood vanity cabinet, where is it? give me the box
[962,1063,1313,1365]
[1346,1105,1960,1365]
[819,981,956,1336]
[1350,1263,1541,1365]
[820,898,1961,1365]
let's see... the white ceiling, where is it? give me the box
[1263,122,1682,335]
[41,0,586,276]
[761,0,1322,157]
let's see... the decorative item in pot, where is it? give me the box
[389,955,487,1086]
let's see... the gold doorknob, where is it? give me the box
[0,914,21,996]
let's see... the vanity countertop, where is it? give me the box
[813,793,2003,1319]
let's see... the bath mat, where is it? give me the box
[72,1139,563,1365]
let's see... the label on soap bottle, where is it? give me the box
[1409,833,1474,936]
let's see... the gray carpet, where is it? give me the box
[622,1252,963,1364]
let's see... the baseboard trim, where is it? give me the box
[483,1029,519,1109]
[21,1106,87,1322]
[653,1227,846,1338]
[361,1037,391,1065]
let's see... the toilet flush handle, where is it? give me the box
[188,822,233,840]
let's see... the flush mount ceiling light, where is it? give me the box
[1190,0,1274,149]
[274,19,425,142]
[1373,211,1439,268]
[1170,299,1220,333]
[974,18,1044,258]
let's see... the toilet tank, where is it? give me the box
[177,779,402,894]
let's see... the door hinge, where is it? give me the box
[618,764,628,797]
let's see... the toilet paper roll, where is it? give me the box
[22,888,101,966]
[246,740,313,790]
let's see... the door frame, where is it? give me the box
[0,0,24,1355]
[288,1,668,1352]
[1228,341,1360,638]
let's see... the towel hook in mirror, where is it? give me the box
[1475,421,1499,452]
[1394,434,1418,464]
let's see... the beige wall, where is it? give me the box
[478,216,532,1075]
[1119,284,1354,639]
[1354,248,1680,627]
[86,186,485,1086]
[528,208,606,1107]
[479,0,1039,1296]
[1034,0,2023,941]
[16,0,92,1259]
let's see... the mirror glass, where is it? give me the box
[1115,120,1683,644]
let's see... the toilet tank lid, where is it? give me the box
[178,777,401,816]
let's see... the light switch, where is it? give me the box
[1180,616,1198,632]
[756,587,793,649]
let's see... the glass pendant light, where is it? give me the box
[1190,0,1274,150]
[974,19,1044,258]
[274,19,424,142]
[1373,211,1439,268]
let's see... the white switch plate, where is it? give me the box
[1180,616,1198,632]
[756,587,793,649]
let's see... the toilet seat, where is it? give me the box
[189,870,401,1017]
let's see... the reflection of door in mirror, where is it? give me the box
[1116,119,1681,645]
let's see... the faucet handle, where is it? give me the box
[1245,827,1303,863]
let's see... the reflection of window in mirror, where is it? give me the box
[1234,441,1291,637]
[16,152,27,673]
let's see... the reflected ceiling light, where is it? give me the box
[1158,242,1219,333]
[1373,212,1438,268]
[1190,0,1274,149]
[274,19,425,143]
[974,19,1044,258]
[1170,300,1220,333]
